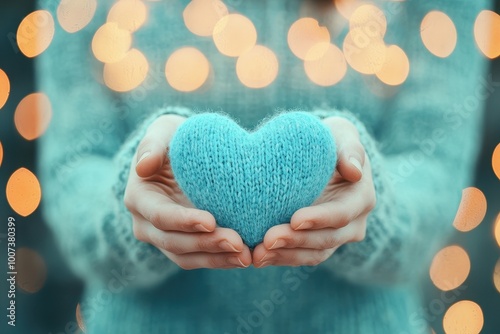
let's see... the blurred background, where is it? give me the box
[0,0,499,333]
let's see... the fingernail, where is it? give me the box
[296,221,313,230]
[194,224,211,232]
[349,156,363,174]
[257,261,272,268]
[259,252,277,263]
[137,151,151,165]
[228,257,248,268]
[219,240,241,252]
[269,239,286,250]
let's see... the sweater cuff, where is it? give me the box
[105,107,194,288]
[311,109,409,284]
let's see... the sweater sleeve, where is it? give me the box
[36,2,192,287]
[313,1,491,284]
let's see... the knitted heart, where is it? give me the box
[169,112,336,247]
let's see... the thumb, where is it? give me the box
[324,117,366,182]
[135,115,185,178]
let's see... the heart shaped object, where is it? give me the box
[169,112,336,247]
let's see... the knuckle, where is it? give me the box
[162,239,183,254]
[132,224,146,242]
[123,188,135,211]
[177,260,196,270]
[320,235,339,249]
[207,256,222,268]
[148,211,164,228]
[304,253,323,266]
[195,237,213,252]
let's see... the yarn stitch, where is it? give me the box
[169,112,337,247]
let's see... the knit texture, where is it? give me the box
[169,112,336,247]
[36,0,489,333]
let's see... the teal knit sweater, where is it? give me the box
[37,0,489,333]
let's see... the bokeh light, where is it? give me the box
[213,14,257,57]
[236,45,279,89]
[287,18,330,60]
[0,141,3,167]
[76,303,86,332]
[6,168,42,217]
[17,10,55,58]
[443,300,484,334]
[420,11,457,58]
[92,22,132,63]
[494,258,500,294]
[165,47,210,92]
[492,143,500,180]
[334,0,368,20]
[0,68,10,109]
[14,92,52,140]
[304,43,347,86]
[16,248,47,294]
[349,4,387,38]
[343,28,386,74]
[474,10,500,59]
[494,213,500,248]
[183,0,228,37]
[453,187,487,232]
[103,48,149,92]
[375,45,409,86]
[107,0,148,33]
[57,0,97,33]
[430,245,470,291]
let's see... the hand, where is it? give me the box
[253,116,376,268]
[124,114,252,269]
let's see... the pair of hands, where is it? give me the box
[124,114,376,270]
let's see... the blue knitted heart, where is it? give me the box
[169,112,336,247]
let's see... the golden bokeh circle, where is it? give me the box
[349,4,387,38]
[236,45,279,89]
[213,14,257,57]
[304,43,347,86]
[183,0,228,37]
[104,48,149,92]
[494,213,500,248]
[287,18,331,60]
[165,47,210,92]
[492,143,500,180]
[429,245,470,291]
[6,168,42,217]
[107,0,148,33]
[335,0,368,20]
[420,11,457,58]
[0,68,10,109]
[443,300,484,334]
[57,0,97,33]
[16,248,47,294]
[453,187,487,232]
[14,92,52,141]
[17,10,55,58]
[494,258,500,294]
[92,22,132,64]
[474,10,500,59]
[375,45,410,86]
[343,28,386,74]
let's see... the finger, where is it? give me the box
[168,247,252,270]
[253,247,335,268]
[323,117,365,182]
[146,226,245,254]
[131,189,216,232]
[136,115,185,178]
[261,224,360,251]
[290,197,366,230]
